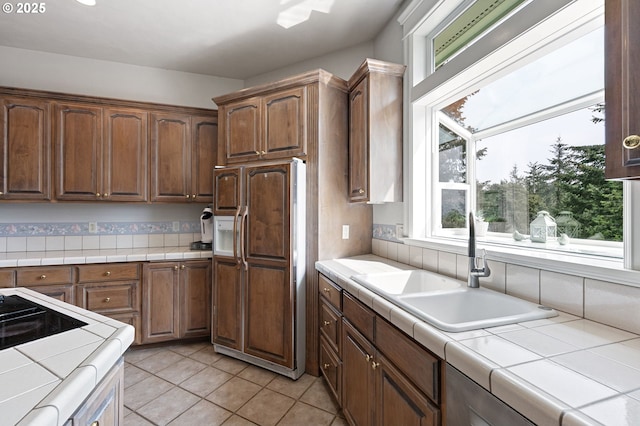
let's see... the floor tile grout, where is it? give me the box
[123,341,345,426]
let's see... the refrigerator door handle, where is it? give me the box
[240,206,249,270]
[233,205,242,268]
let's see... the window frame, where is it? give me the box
[400,0,640,283]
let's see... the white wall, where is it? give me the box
[0,46,243,109]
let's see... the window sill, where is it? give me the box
[400,236,640,288]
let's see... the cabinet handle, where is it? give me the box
[105,271,111,276]
[323,320,331,326]
[255,150,260,155]
[365,354,372,362]
[174,265,179,271]
[323,363,331,370]
[90,422,99,426]
[261,151,266,155]
[371,361,380,370]
[103,297,111,303]
[39,274,46,280]
[322,288,331,293]
[623,135,640,150]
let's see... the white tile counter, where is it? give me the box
[0,246,212,268]
[316,255,640,426]
[0,287,134,425]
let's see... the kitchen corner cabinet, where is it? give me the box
[150,113,218,202]
[319,273,441,426]
[348,59,405,203]
[217,86,307,164]
[605,0,640,179]
[54,103,148,202]
[0,96,52,201]
[141,260,211,344]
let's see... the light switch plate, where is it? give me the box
[342,225,349,239]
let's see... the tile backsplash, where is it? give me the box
[0,221,201,252]
[372,237,640,336]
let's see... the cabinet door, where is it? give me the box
[142,262,180,343]
[221,98,261,164]
[605,0,640,179]
[191,115,218,202]
[244,163,291,262]
[180,260,211,339]
[26,285,74,304]
[244,262,293,368]
[212,258,242,350]
[150,112,192,202]
[69,360,123,426]
[342,319,375,426]
[376,353,440,426]
[54,103,103,200]
[262,87,307,160]
[103,108,148,201]
[349,77,369,202]
[0,96,51,201]
[213,167,242,215]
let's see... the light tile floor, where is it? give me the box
[123,341,346,425]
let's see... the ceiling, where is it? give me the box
[0,0,405,80]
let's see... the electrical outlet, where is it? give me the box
[88,222,97,234]
[342,225,349,240]
[172,221,180,232]
[396,224,404,239]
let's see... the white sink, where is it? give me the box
[351,270,463,296]
[351,270,557,332]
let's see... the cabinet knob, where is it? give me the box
[322,288,330,293]
[255,151,260,155]
[96,193,101,197]
[39,274,46,280]
[365,354,372,362]
[623,135,640,150]
[323,363,331,370]
[181,264,185,269]
[105,271,111,276]
[0,191,4,195]
[174,265,179,271]
[323,320,331,326]
[103,193,109,198]
[261,151,266,155]
[358,188,365,194]
[371,361,380,370]
[90,421,99,426]
[192,194,196,199]
[186,194,191,199]
[103,297,111,303]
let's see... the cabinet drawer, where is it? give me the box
[320,336,342,404]
[26,284,74,304]
[17,266,73,286]
[320,299,341,353]
[375,317,440,404]
[77,263,140,283]
[318,274,341,310]
[343,292,375,342]
[0,269,15,288]
[77,282,139,314]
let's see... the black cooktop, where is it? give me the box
[0,295,88,350]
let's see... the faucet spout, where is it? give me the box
[468,212,490,288]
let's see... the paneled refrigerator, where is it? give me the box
[211,158,305,379]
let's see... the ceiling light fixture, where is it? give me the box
[277,0,334,29]
[75,0,96,6]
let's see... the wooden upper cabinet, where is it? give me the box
[217,86,307,165]
[0,96,51,201]
[150,112,191,202]
[262,87,307,160]
[54,103,103,201]
[347,59,405,203]
[605,0,640,179]
[213,167,242,215]
[150,112,217,202]
[191,115,218,202]
[104,108,148,201]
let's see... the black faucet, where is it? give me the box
[468,212,491,288]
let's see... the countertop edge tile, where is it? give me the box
[444,340,498,391]
[36,365,97,426]
[16,404,60,426]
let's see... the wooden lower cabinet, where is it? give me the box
[66,358,124,426]
[142,260,211,344]
[17,265,75,304]
[319,273,441,426]
[76,263,142,345]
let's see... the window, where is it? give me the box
[405,0,625,260]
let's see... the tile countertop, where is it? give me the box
[0,287,135,425]
[316,255,640,426]
[0,246,212,268]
